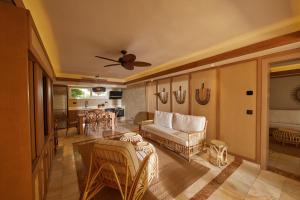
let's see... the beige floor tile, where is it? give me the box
[208,161,260,200]
[177,169,220,199]
[279,178,300,200]
[245,170,286,200]
[47,126,300,200]
[269,151,300,176]
[62,182,80,199]
[208,187,245,200]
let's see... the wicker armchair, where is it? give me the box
[82,140,158,200]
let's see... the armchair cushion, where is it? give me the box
[172,113,206,133]
[93,139,140,179]
[154,110,173,129]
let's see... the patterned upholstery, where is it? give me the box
[82,139,158,200]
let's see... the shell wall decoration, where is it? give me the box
[156,88,169,104]
[195,82,211,105]
[292,86,300,103]
[173,86,186,104]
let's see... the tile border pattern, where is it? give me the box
[268,166,300,182]
[191,158,243,200]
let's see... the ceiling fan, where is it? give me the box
[95,50,151,70]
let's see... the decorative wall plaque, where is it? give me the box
[195,82,211,105]
[156,88,168,104]
[173,86,186,104]
[292,86,300,103]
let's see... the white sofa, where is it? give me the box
[270,110,300,130]
[141,111,207,161]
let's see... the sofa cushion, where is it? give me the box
[142,123,178,135]
[154,110,173,129]
[172,113,206,133]
[270,110,300,130]
[142,124,204,146]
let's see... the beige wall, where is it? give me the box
[172,75,189,114]
[144,60,259,161]
[157,78,171,112]
[190,69,217,142]
[146,81,157,116]
[123,83,147,123]
[270,75,300,110]
[219,61,257,160]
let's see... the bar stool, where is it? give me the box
[84,111,97,135]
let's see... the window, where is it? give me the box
[70,88,90,99]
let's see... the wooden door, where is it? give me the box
[33,160,44,200]
[219,61,257,160]
[29,60,37,162]
[46,77,53,136]
[0,4,33,200]
[34,63,45,156]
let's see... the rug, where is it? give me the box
[73,139,210,200]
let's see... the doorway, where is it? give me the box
[53,85,68,131]
[260,49,300,176]
[268,59,300,176]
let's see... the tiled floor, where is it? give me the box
[269,150,300,176]
[46,132,300,200]
[45,136,83,200]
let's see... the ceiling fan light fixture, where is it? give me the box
[95,50,151,70]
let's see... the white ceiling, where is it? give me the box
[38,0,297,79]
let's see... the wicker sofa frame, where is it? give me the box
[140,120,207,161]
[273,128,300,147]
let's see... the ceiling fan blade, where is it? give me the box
[122,62,134,70]
[103,64,120,67]
[95,56,120,63]
[133,61,151,67]
[122,54,136,63]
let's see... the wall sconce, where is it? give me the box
[195,82,211,105]
[173,86,186,104]
[156,88,168,104]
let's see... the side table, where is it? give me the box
[209,139,228,167]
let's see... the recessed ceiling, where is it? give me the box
[24,0,299,80]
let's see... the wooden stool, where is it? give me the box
[209,139,228,167]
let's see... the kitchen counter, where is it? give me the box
[68,105,124,110]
